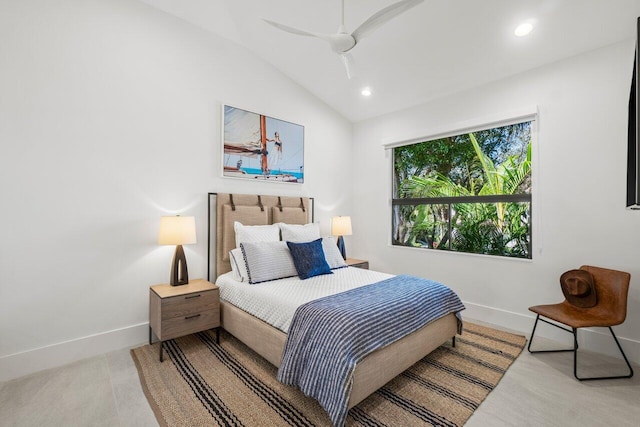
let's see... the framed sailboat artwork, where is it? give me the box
[222,105,304,183]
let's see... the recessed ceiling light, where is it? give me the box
[361,87,372,97]
[514,21,534,37]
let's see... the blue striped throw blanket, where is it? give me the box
[277,274,465,427]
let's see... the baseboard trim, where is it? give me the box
[3,303,638,382]
[0,323,149,382]
[463,301,640,365]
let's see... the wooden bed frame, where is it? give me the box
[208,192,458,409]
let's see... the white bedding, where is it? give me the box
[216,267,393,333]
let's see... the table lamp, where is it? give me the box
[331,216,352,260]
[158,215,197,286]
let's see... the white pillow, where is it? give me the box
[322,237,347,269]
[279,222,321,243]
[229,248,249,282]
[234,221,280,248]
[240,241,298,284]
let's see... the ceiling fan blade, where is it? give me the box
[340,53,356,79]
[351,0,424,43]
[263,19,322,38]
[264,18,354,53]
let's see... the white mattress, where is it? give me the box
[216,267,393,333]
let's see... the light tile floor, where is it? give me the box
[1,319,638,427]
[466,319,640,427]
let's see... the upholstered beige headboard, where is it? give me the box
[208,193,313,280]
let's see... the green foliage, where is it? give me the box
[450,202,530,257]
[393,122,532,258]
[393,122,530,196]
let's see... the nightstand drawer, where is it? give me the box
[161,308,220,341]
[149,279,221,362]
[161,289,219,320]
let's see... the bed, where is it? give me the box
[207,192,462,424]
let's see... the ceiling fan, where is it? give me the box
[263,0,424,79]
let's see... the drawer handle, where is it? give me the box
[185,294,201,299]
[185,314,201,320]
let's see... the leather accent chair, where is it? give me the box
[528,265,634,380]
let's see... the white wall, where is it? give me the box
[0,0,352,380]
[352,41,640,364]
[2,0,636,383]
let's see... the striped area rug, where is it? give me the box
[131,322,526,426]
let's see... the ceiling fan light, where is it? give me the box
[514,22,534,37]
[361,87,372,97]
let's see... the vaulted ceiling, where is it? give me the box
[140,0,640,122]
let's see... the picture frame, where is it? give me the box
[222,105,304,183]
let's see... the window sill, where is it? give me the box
[388,243,534,262]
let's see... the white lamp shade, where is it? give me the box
[331,216,352,236]
[158,216,197,245]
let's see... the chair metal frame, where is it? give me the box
[528,314,634,381]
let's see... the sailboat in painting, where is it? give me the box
[223,105,304,183]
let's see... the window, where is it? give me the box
[392,121,532,259]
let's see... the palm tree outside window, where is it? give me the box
[392,121,532,259]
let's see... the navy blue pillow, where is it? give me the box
[286,238,333,280]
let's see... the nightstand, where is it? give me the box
[149,279,220,362]
[346,257,369,269]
